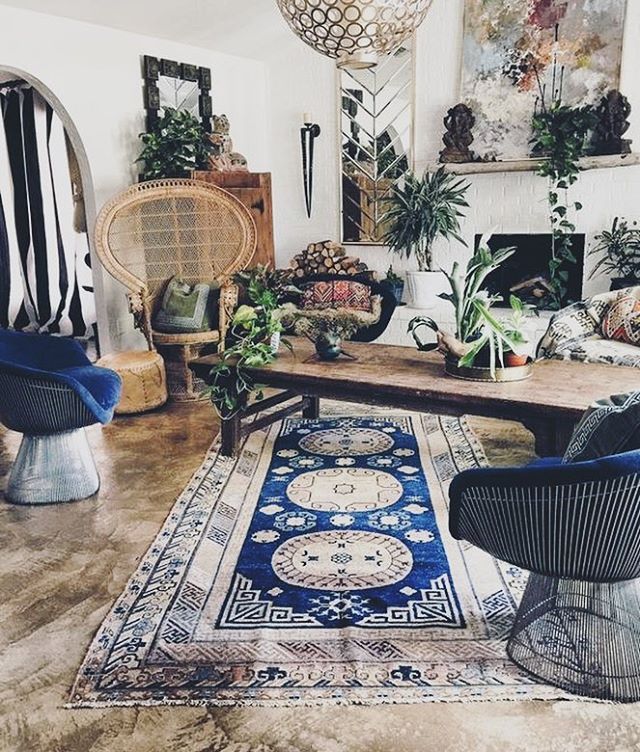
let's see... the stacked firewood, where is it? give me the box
[289,240,371,278]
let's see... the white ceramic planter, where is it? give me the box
[405,270,446,309]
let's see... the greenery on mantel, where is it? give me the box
[589,216,640,285]
[427,153,640,175]
[530,103,597,310]
[136,107,212,181]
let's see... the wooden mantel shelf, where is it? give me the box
[427,153,640,175]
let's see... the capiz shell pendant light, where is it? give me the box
[276,0,433,69]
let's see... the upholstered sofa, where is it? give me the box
[537,286,640,367]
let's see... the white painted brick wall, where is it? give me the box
[266,0,640,308]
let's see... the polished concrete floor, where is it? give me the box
[1,402,639,752]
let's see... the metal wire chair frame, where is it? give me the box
[449,455,640,701]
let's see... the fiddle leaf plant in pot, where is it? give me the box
[204,267,298,419]
[407,241,527,380]
[588,217,640,291]
[136,107,212,180]
[384,167,470,309]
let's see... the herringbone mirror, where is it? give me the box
[340,40,415,245]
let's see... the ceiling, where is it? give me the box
[0,0,292,60]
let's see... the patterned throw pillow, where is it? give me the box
[153,277,220,334]
[563,391,640,463]
[301,280,372,312]
[601,294,640,345]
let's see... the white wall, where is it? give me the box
[1,0,638,348]
[0,3,269,350]
[266,0,640,302]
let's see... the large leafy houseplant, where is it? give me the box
[530,103,596,309]
[205,267,298,419]
[407,242,523,378]
[384,168,470,308]
[588,217,640,290]
[136,107,212,180]
[385,167,470,271]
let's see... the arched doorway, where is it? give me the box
[0,66,108,352]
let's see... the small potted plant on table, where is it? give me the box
[280,308,362,360]
[588,217,640,291]
[383,266,405,305]
[407,241,533,382]
[502,295,535,367]
[384,168,470,309]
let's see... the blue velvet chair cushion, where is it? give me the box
[563,391,640,463]
[0,330,121,424]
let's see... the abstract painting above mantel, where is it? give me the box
[461,0,628,161]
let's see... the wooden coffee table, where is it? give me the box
[192,338,640,458]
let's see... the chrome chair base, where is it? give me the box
[508,573,640,702]
[6,429,99,505]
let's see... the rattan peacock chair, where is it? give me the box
[95,179,257,400]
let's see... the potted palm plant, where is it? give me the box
[384,167,470,309]
[588,217,640,291]
[407,241,532,381]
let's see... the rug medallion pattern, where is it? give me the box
[71,413,568,706]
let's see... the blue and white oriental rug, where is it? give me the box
[71,412,568,706]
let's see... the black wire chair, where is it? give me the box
[449,451,640,701]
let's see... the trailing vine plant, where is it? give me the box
[530,102,595,309]
[204,267,298,419]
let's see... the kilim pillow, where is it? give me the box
[301,280,372,312]
[563,391,640,463]
[601,294,640,345]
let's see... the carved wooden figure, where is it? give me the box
[591,90,632,156]
[439,103,476,163]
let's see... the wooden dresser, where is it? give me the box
[192,171,275,268]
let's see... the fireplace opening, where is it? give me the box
[475,234,585,310]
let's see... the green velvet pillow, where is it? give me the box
[153,277,220,334]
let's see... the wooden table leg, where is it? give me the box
[220,413,241,457]
[552,420,576,457]
[523,418,576,457]
[302,395,320,419]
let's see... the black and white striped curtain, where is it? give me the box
[0,83,95,338]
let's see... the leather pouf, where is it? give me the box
[97,351,168,414]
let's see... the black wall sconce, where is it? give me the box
[301,113,321,218]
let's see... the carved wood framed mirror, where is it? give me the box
[142,55,213,133]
